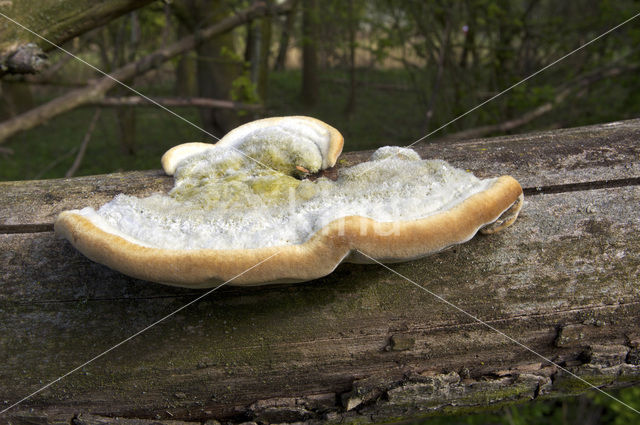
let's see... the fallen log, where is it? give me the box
[0,119,639,424]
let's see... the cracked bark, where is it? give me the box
[1,119,639,424]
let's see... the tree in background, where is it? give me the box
[172,0,245,136]
[95,12,141,155]
[1,0,640,174]
[365,0,640,138]
[301,0,318,106]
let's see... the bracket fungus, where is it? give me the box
[55,116,523,288]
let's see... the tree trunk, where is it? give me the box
[257,13,272,103]
[246,4,272,104]
[0,80,34,119]
[423,15,451,129]
[96,19,137,155]
[1,119,639,424]
[193,1,245,136]
[174,19,198,97]
[301,0,318,106]
[343,0,357,117]
[244,16,258,76]
[273,0,299,71]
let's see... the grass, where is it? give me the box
[0,105,205,181]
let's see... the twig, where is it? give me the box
[33,146,78,180]
[65,108,101,178]
[92,96,263,111]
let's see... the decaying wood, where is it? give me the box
[0,0,293,145]
[0,120,639,424]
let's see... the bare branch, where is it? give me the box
[442,64,640,141]
[93,96,263,111]
[0,0,156,60]
[65,108,101,178]
[0,0,293,145]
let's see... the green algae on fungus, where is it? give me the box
[54,116,524,288]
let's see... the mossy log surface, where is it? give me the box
[0,0,155,73]
[1,119,639,425]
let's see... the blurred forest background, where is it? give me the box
[1,0,640,182]
[1,0,640,422]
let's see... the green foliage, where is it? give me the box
[230,74,260,105]
[507,84,556,112]
[590,387,640,425]
[363,0,640,135]
[409,388,640,424]
[219,45,260,107]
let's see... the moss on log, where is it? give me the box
[0,0,155,74]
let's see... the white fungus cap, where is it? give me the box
[55,116,523,288]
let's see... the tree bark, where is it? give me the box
[98,17,139,155]
[0,79,34,119]
[0,0,156,75]
[0,0,293,145]
[423,14,451,129]
[1,119,639,424]
[174,0,248,136]
[243,6,271,104]
[173,18,197,97]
